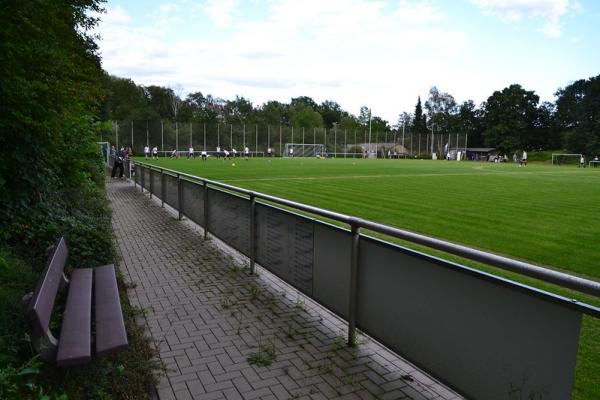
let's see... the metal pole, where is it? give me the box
[190,122,193,147]
[268,125,270,151]
[217,123,220,148]
[204,123,206,151]
[146,120,149,146]
[149,167,153,199]
[344,129,347,159]
[348,223,360,346]
[203,180,209,239]
[368,109,372,156]
[255,125,258,157]
[334,127,337,158]
[313,127,316,145]
[176,121,179,157]
[279,125,282,156]
[177,173,182,220]
[161,120,164,156]
[324,128,327,154]
[402,122,405,153]
[243,124,246,148]
[354,130,357,158]
[131,121,133,153]
[250,193,256,274]
[116,120,119,150]
[384,131,388,158]
[302,127,305,147]
[291,127,294,148]
[230,124,233,150]
[161,169,165,208]
[418,134,421,156]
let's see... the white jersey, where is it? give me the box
[152,147,158,154]
[522,151,527,160]
[232,149,237,154]
[224,150,230,156]
[244,147,249,154]
[144,146,149,154]
[201,151,207,156]
[216,146,221,152]
[189,147,194,153]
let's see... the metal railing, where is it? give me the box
[131,160,600,399]
[133,161,600,300]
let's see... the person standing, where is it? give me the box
[111,148,125,178]
[201,150,207,161]
[216,145,221,159]
[232,148,237,158]
[520,150,527,167]
[244,146,249,160]
[144,145,150,159]
[580,155,585,168]
[188,146,194,158]
[152,146,158,159]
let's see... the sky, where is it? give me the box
[94,0,600,123]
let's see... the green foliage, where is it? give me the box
[555,75,600,155]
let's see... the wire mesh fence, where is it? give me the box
[106,120,468,159]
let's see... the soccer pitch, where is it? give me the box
[139,156,600,399]
[141,156,600,280]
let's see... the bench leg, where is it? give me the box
[22,292,59,364]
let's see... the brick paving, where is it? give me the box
[107,179,462,400]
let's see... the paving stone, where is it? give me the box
[107,180,461,400]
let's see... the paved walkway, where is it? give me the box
[107,179,461,400]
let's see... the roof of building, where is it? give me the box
[466,147,496,152]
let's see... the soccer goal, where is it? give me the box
[284,143,326,157]
[552,153,582,166]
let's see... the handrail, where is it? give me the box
[133,160,600,298]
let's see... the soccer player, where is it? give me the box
[152,146,158,159]
[244,146,249,160]
[289,147,294,157]
[520,150,527,167]
[201,150,207,161]
[223,149,230,159]
[188,146,194,159]
[144,145,150,159]
[232,148,237,158]
[580,155,585,168]
[216,146,221,159]
[171,148,177,158]
[267,147,272,157]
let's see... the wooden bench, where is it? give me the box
[22,237,128,366]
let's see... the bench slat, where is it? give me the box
[27,237,68,333]
[56,268,92,366]
[95,265,128,356]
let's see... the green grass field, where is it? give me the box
[142,156,600,279]
[139,156,600,399]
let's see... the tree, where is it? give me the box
[318,100,345,128]
[412,97,428,134]
[424,87,457,135]
[555,75,600,155]
[258,101,289,126]
[358,106,371,127]
[453,100,484,147]
[482,84,539,153]
[224,96,254,124]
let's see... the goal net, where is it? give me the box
[284,143,326,157]
[552,153,582,166]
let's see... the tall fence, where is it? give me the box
[102,120,468,159]
[133,161,600,400]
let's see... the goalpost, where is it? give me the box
[284,143,326,157]
[552,153,582,166]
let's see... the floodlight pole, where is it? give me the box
[334,126,337,158]
[368,109,372,157]
[161,120,164,156]
[175,121,179,157]
[302,128,305,147]
[267,125,270,151]
[255,125,258,157]
[230,124,233,150]
[291,127,294,148]
[217,123,220,148]
[279,125,282,156]
[146,120,149,146]
[344,129,347,159]
[243,124,246,148]
[313,127,316,146]
[131,121,133,152]
[324,128,327,153]
[203,123,206,151]
[402,121,405,152]
[190,122,193,147]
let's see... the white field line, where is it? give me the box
[220,169,586,183]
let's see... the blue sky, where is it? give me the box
[95,0,600,123]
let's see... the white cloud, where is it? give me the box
[470,0,581,37]
[203,0,238,28]
[95,1,471,121]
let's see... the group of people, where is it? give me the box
[579,155,599,168]
[110,145,131,178]
[143,145,159,159]
[177,146,252,161]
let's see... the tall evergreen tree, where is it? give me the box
[412,97,428,134]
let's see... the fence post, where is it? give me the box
[203,180,209,239]
[149,167,153,199]
[141,165,145,192]
[134,164,137,189]
[161,169,165,208]
[347,222,360,346]
[177,173,183,221]
[249,193,256,275]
